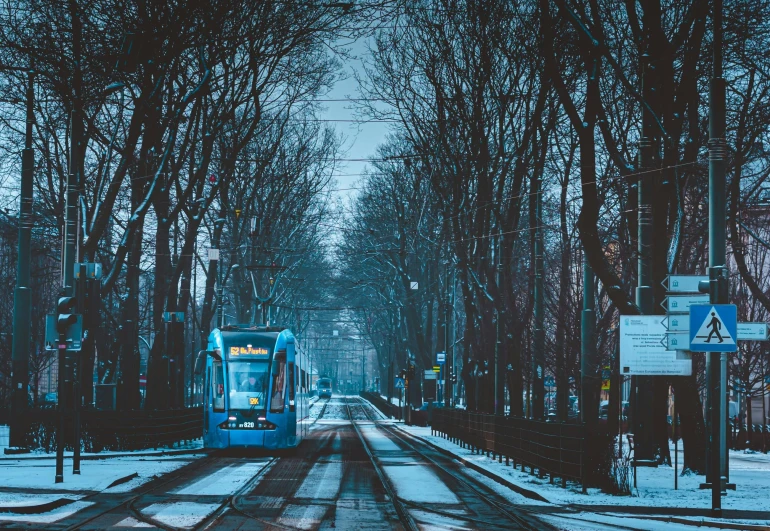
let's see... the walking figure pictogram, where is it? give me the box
[706,311,723,343]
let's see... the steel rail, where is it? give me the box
[344,397,420,531]
[352,396,551,531]
[62,453,222,531]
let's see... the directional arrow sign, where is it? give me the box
[664,275,709,293]
[664,332,690,350]
[737,322,769,341]
[662,315,690,331]
[664,294,710,314]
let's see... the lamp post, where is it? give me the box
[9,65,35,451]
[213,218,226,328]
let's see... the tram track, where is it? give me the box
[58,397,335,531]
[351,396,679,531]
[347,396,555,531]
[344,397,419,531]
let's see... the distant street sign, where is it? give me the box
[601,379,611,391]
[664,294,710,314]
[737,322,769,341]
[662,315,689,331]
[432,365,441,373]
[664,275,709,293]
[689,304,737,352]
[620,315,692,376]
[395,377,405,389]
[544,376,555,387]
[208,248,220,261]
[664,332,690,350]
[424,370,437,380]
[436,351,446,364]
[162,311,185,323]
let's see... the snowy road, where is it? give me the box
[1,397,742,530]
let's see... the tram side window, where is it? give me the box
[270,355,286,413]
[212,360,225,412]
[288,363,296,411]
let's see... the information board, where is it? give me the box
[620,315,692,376]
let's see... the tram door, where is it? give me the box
[286,342,297,445]
[204,355,228,448]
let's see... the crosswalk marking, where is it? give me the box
[174,462,267,496]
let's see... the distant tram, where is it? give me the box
[196,325,309,450]
[317,377,332,398]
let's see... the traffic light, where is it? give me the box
[451,373,457,384]
[49,296,82,349]
[407,363,415,381]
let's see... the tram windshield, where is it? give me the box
[228,360,269,409]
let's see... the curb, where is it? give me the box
[391,424,551,503]
[615,514,770,531]
[0,471,143,515]
[0,497,75,515]
[0,446,208,461]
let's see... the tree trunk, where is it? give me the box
[676,371,707,474]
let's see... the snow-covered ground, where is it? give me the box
[398,423,770,528]
[0,453,202,495]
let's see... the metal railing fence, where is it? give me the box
[2,407,202,453]
[431,409,587,488]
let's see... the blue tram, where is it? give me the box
[197,325,309,450]
[317,377,332,398]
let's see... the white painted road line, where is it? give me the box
[174,461,268,496]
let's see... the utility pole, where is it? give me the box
[495,235,504,415]
[55,1,83,482]
[444,256,452,409]
[581,252,598,425]
[9,66,35,451]
[532,176,545,419]
[707,0,728,515]
[635,32,657,463]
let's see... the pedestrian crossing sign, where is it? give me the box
[689,304,737,352]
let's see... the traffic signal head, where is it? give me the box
[57,313,78,334]
[56,296,82,343]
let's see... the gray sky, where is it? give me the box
[321,36,389,200]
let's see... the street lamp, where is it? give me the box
[9,65,35,453]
